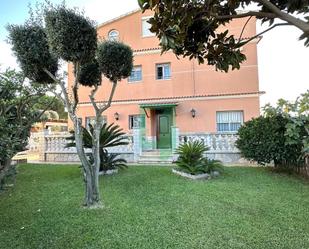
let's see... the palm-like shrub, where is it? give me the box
[175,141,223,175]
[99,149,127,172]
[203,158,224,174]
[66,123,128,172]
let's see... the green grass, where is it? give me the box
[1,165,309,249]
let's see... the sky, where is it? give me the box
[0,0,308,107]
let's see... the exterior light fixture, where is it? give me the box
[114,112,119,121]
[191,108,196,118]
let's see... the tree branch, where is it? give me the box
[238,22,291,46]
[254,0,309,33]
[215,11,276,20]
[99,81,117,115]
[89,84,100,114]
[43,68,73,117]
[239,16,252,41]
[72,62,80,114]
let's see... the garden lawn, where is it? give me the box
[0,165,309,249]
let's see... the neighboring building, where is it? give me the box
[68,9,263,152]
[32,119,68,133]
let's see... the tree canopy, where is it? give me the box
[138,0,309,72]
[34,96,68,120]
[7,3,133,207]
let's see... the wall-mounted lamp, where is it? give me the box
[114,112,119,121]
[190,108,196,118]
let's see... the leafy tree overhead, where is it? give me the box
[8,3,133,208]
[138,0,309,72]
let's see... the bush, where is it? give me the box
[236,115,304,167]
[175,141,223,175]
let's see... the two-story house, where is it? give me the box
[68,9,263,153]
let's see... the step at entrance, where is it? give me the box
[138,150,175,164]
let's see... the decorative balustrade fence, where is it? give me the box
[29,129,242,164]
[178,133,241,163]
[179,133,239,153]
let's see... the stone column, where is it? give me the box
[38,130,48,162]
[133,128,141,162]
[171,126,180,152]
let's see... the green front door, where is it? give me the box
[157,114,171,149]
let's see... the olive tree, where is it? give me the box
[8,4,133,208]
[138,0,309,72]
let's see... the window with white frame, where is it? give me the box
[142,17,154,37]
[129,115,145,129]
[128,66,142,82]
[108,30,119,41]
[216,111,243,132]
[85,116,107,130]
[156,63,171,80]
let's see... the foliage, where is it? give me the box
[34,95,67,119]
[203,158,224,174]
[78,60,101,87]
[44,4,97,63]
[236,92,308,168]
[97,41,133,82]
[97,149,127,172]
[40,110,59,120]
[0,69,50,189]
[139,0,309,72]
[263,91,309,157]
[66,123,128,172]
[7,25,58,83]
[175,140,223,175]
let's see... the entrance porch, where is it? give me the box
[138,102,179,157]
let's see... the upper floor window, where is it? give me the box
[128,66,142,82]
[129,115,145,129]
[156,63,171,80]
[85,116,107,130]
[108,30,119,41]
[142,17,155,37]
[216,111,243,132]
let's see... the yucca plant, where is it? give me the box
[175,140,223,175]
[66,123,128,172]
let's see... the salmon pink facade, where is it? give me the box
[68,9,263,151]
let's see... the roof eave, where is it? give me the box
[96,9,141,30]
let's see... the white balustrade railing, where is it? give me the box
[29,130,238,162]
[28,132,44,151]
[179,133,239,153]
[31,132,134,154]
